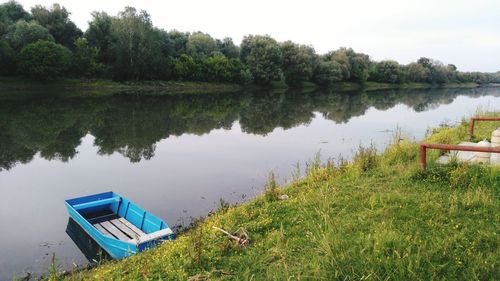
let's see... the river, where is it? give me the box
[0,86,499,279]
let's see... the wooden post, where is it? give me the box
[419,144,427,170]
[469,118,475,140]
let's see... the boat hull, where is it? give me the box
[65,191,173,259]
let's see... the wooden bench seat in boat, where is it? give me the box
[89,213,173,244]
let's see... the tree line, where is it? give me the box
[1,1,499,85]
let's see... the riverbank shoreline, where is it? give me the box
[48,111,499,280]
[0,77,242,97]
[0,76,486,97]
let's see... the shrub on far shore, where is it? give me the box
[19,40,71,80]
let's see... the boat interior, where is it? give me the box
[84,210,147,242]
[67,192,173,244]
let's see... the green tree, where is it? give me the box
[313,59,343,86]
[239,67,253,84]
[159,29,188,58]
[350,55,371,82]
[280,41,317,87]
[328,48,371,82]
[170,54,199,81]
[0,1,30,24]
[71,37,103,77]
[85,11,113,64]
[416,57,450,84]
[369,60,402,83]
[430,66,449,84]
[417,57,432,69]
[326,50,349,80]
[406,62,429,82]
[31,4,82,49]
[203,54,243,82]
[0,11,7,36]
[446,64,457,72]
[186,31,218,59]
[1,1,28,36]
[7,20,54,50]
[217,37,239,59]
[19,40,71,79]
[445,64,458,82]
[109,7,165,80]
[240,35,282,85]
[0,39,16,74]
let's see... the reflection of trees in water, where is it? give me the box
[0,87,498,170]
[0,98,103,170]
[91,95,240,162]
[318,87,500,123]
[239,90,315,135]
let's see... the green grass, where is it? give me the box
[51,112,500,280]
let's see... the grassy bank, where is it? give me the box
[53,112,499,280]
[0,76,484,98]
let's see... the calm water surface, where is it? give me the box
[0,87,499,279]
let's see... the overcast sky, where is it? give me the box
[8,0,500,72]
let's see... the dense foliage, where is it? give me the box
[70,37,103,77]
[281,41,316,87]
[0,1,499,84]
[240,35,282,85]
[18,39,70,79]
[109,7,165,80]
[30,3,82,48]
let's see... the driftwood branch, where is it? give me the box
[212,226,250,246]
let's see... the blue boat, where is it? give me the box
[65,191,174,259]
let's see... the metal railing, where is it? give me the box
[419,143,500,169]
[469,117,500,139]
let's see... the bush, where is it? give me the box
[239,67,253,84]
[202,54,236,82]
[264,172,279,202]
[382,137,419,166]
[369,60,403,84]
[353,144,379,172]
[313,60,342,86]
[7,20,54,50]
[19,40,71,79]
[170,54,200,81]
